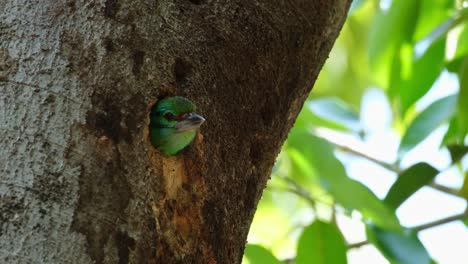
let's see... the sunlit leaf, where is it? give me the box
[442,117,462,146]
[459,172,468,200]
[368,0,421,88]
[296,221,347,264]
[413,0,453,42]
[334,178,401,230]
[389,44,414,100]
[287,130,400,230]
[294,104,353,132]
[288,147,320,191]
[399,94,458,157]
[400,37,446,114]
[244,244,282,264]
[456,57,468,139]
[418,17,454,46]
[388,46,404,99]
[248,189,301,256]
[446,9,468,62]
[367,225,431,264]
[309,98,361,132]
[384,163,439,209]
[454,23,468,59]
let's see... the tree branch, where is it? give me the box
[277,177,318,210]
[315,134,464,198]
[347,240,368,249]
[348,209,468,249]
[334,143,401,173]
[413,210,468,232]
[429,182,463,198]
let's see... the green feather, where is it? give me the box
[149,96,204,156]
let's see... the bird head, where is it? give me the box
[149,96,205,155]
[152,96,205,132]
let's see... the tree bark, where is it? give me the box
[0,0,350,263]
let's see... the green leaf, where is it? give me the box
[368,0,421,88]
[413,0,453,42]
[419,16,454,45]
[294,104,353,132]
[459,172,468,200]
[367,225,431,264]
[244,244,281,264]
[456,57,468,140]
[287,130,400,230]
[446,57,464,73]
[388,46,404,99]
[400,37,446,114]
[332,177,400,231]
[296,221,347,264]
[288,147,320,189]
[445,9,468,61]
[454,23,468,59]
[442,117,462,146]
[384,163,439,209]
[399,94,458,157]
[447,144,468,163]
[309,98,361,132]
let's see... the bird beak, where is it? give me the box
[175,113,205,132]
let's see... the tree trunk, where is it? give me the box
[0,0,350,263]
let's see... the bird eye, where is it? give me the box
[164,112,175,121]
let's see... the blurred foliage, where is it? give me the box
[244,0,468,263]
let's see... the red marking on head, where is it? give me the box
[175,113,189,121]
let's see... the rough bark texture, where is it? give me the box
[0,0,350,263]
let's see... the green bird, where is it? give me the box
[149,96,205,156]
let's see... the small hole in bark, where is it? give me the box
[188,0,204,4]
[173,58,192,86]
[249,145,262,166]
[85,98,123,143]
[104,38,114,52]
[67,0,76,11]
[104,0,118,18]
[260,102,275,126]
[116,230,135,264]
[132,50,145,75]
